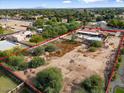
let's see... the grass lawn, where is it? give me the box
[3,30,15,34]
[115,87,124,93]
[0,73,17,93]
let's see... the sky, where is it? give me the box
[0,0,124,9]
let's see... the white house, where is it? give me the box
[97,21,107,28]
[7,31,33,41]
[22,31,32,37]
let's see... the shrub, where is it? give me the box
[32,47,45,56]
[8,56,24,66]
[116,63,120,70]
[30,35,43,43]
[81,75,104,93]
[12,47,24,56]
[89,47,96,52]
[68,35,77,43]
[18,63,28,70]
[90,41,102,48]
[0,51,8,62]
[118,56,122,63]
[111,72,117,81]
[45,44,57,52]
[28,57,45,68]
[121,48,124,55]
[36,67,63,93]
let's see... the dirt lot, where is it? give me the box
[47,40,82,57]
[35,36,120,93]
[0,19,32,31]
[15,36,120,93]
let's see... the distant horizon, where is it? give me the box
[0,6,124,10]
[0,0,124,9]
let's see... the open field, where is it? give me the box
[0,19,32,31]
[0,72,17,93]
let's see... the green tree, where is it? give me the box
[34,19,44,28]
[96,16,103,21]
[121,48,124,55]
[51,17,58,23]
[81,20,88,29]
[42,26,58,38]
[89,47,96,52]
[108,19,124,28]
[116,63,120,70]
[36,67,63,93]
[30,35,43,43]
[8,56,24,67]
[90,41,102,48]
[42,23,68,39]
[57,24,68,35]
[28,57,45,68]
[45,44,57,52]
[81,75,104,93]
[67,21,80,31]
[32,47,45,56]
[118,56,122,63]
[19,62,28,70]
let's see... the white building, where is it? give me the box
[76,31,102,41]
[37,28,43,33]
[97,21,107,28]
[7,31,33,41]
[0,40,18,51]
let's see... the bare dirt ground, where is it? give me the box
[15,36,120,93]
[48,40,81,57]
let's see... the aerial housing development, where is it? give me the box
[0,0,124,93]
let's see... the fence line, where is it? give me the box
[105,35,124,93]
[8,82,24,93]
[0,27,124,93]
[0,63,42,93]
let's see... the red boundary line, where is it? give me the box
[0,26,124,62]
[0,26,81,61]
[0,26,81,93]
[105,35,124,93]
[0,26,124,93]
[0,63,42,93]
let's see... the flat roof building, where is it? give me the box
[76,30,102,41]
[0,40,18,51]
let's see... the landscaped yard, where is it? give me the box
[115,87,124,93]
[0,73,17,93]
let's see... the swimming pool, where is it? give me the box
[0,40,17,51]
